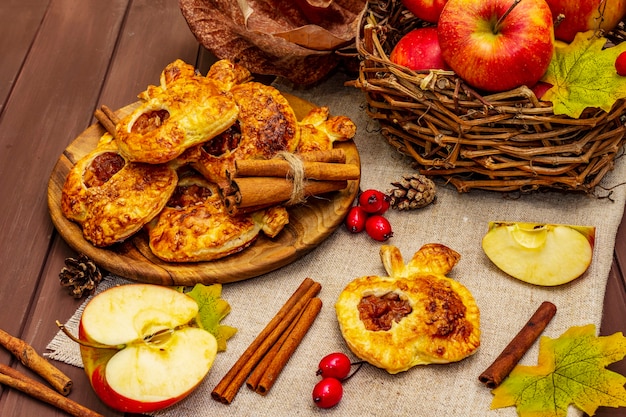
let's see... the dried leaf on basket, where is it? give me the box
[541,30,626,118]
[179,0,366,85]
[490,324,626,417]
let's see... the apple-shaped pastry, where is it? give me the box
[482,222,595,286]
[76,284,218,413]
[335,244,480,374]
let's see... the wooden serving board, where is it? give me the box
[47,93,360,285]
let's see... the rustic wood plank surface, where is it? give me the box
[1,1,625,416]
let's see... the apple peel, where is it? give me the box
[482,222,595,286]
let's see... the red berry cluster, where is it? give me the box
[312,352,364,409]
[345,189,393,242]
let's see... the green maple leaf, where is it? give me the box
[490,324,626,417]
[186,283,237,351]
[541,31,626,118]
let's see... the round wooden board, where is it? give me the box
[47,94,360,286]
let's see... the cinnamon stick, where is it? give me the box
[223,177,347,215]
[93,109,116,137]
[211,278,322,404]
[254,297,323,395]
[100,105,119,125]
[245,305,305,392]
[234,159,360,181]
[479,301,557,388]
[298,149,346,163]
[0,364,103,417]
[0,328,72,395]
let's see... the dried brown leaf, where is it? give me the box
[179,0,366,85]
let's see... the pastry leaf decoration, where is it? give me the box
[490,324,626,417]
[187,283,237,351]
[541,31,626,118]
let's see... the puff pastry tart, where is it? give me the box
[146,174,289,262]
[115,59,240,164]
[297,106,356,153]
[61,136,178,247]
[335,244,480,374]
[182,81,300,184]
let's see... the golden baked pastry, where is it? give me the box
[182,81,300,184]
[147,174,289,262]
[115,59,240,164]
[297,106,356,153]
[61,137,178,247]
[335,244,480,374]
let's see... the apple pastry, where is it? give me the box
[335,244,480,374]
[182,81,300,185]
[297,106,356,153]
[61,136,178,247]
[146,174,289,262]
[115,59,240,164]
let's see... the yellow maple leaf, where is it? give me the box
[541,31,626,118]
[186,283,237,352]
[490,324,626,417]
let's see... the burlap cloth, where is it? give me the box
[47,71,626,417]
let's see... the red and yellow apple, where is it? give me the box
[401,0,449,23]
[437,0,555,92]
[545,0,626,43]
[390,27,451,71]
[77,284,218,413]
[482,222,595,286]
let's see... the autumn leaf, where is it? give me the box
[186,283,237,352]
[490,324,626,417]
[541,31,626,118]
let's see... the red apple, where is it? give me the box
[438,0,555,92]
[77,284,218,413]
[390,28,451,71]
[617,51,626,75]
[530,80,553,99]
[401,0,449,23]
[545,0,626,43]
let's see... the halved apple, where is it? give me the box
[77,284,218,413]
[481,222,595,286]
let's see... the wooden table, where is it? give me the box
[1,1,625,416]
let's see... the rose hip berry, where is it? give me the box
[365,215,393,242]
[317,352,352,380]
[312,377,343,409]
[358,189,387,214]
[616,51,626,76]
[345,206,367,233]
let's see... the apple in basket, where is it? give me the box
[401,0,449,23]
[437,0,555,92]
[390,27,451,71]
[482,222,595,286]
[544,0,626,43]
[73,284,217,413]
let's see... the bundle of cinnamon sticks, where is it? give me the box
[221,149,360,215]
[212,277,323,403]
[0,328,103,417]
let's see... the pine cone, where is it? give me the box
[59,253,102,298]
[387,174,436,210]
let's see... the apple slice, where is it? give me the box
[482,222,595,286]
[78,284,218,413]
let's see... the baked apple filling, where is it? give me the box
[202,120,241,156]
[131,109,170,134]
[167,184,213,208]
[83,152,125,188]
[357,292,412,331]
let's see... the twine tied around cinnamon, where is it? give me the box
[275,151,307,206]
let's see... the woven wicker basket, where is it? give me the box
[350,0,626,193]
